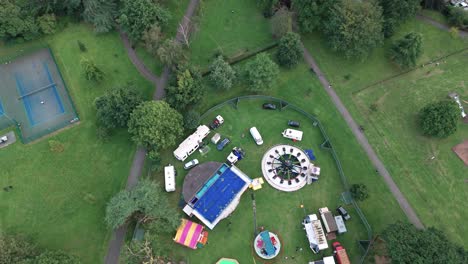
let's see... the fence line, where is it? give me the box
[200,95,373,263]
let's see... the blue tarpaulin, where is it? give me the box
[305,149,316,160]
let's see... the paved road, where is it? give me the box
[301,46,425,229]
[104,1,201,263]
[416,14,468,38]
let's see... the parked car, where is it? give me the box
[288,120,300,128]
[209,115,224,129]
[262,103,277,110]
[336,206,351,221]
[184,159,199,170]
[0,136,7,143]
[217,138,230,151]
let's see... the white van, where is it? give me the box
[282,128,303,141]
[249,127,263,145]
[164,165,176,192]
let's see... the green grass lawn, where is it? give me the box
[354,51,468,246]
[153,61,406,263]
[302,18,468,247]
[189,0,273,67]
[420,9,448,25]
[0,23,153,263]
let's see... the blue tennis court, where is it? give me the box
[0,100,4,116]
[0,48,78,143]
[193,167,248,223]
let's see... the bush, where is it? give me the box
[389,32,423,68]
[37,14,57,35]
[350,183,369,201]
[276,32,303,68]
[449,26,459,39]
[77,41,87,52]
[48,140,64,153]
[81,57,104,82]
[209,56,236,90]
[244,53,279,92]
[183,110,200,130]
[419,100,459,138]
[445,6,468,29]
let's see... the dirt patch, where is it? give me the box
[374,255,391,264]
[452,140,468,166]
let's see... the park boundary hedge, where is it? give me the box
[200,95,373,263]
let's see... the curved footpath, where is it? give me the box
[104,0,200,263]
[301,45,424,230]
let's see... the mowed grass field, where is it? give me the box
[354,51,468,246]
[0,23,153,263]
[154,61,406,263]
[302,18,468,247]
[189,0,273,67]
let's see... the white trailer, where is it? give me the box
[164,165,176,192]
[302,214,328,254]
[173,125,210,161]
[282,128,303,141]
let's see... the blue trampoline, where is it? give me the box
[260,231,275,256]
[193,166,248,223]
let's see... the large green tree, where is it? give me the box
[209,56,236,91]
[82,0,118,33]
[157,39,185,68]
[0,0,39,41]
[166,67,205,111]
[105,179,180,230]
[277,32,303,68]
[128,101,183,150]
[94,86,143,130]
[292,0,334,33]
[390,32,423,68]
[419,100,459,138]
[383,222,467,263]
[323,0,383,59]
[119,0,170,41]
[37,13,56,35]
[378,0,420,38]
[142,24,163,56]
[244,53,279,92]
[270,7,292,38]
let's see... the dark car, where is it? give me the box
[288,120,300,128]
[217,138,230,151]
[262,103,277,110]
[336,206,351,221]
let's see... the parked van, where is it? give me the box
[164,165,176,192]
[282,128,303,141]
[249,127,263,145]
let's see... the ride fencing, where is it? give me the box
[200,95,373,263]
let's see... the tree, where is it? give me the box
[209,56,236,90]
[0,234,37,264]
[123,238,166,264]
[119,0,170,41]
[378,0,420,37]
[157,39,185,68]
[0,0,39,41]
[323,0,384,59]
[270,7,292,38]
[383,222,467,263]
[292,0,334,33]
[32,251,80,264]
[389,32,423,68]
[350,183,369,201]
[445,6,468,29]
[419,100,459,138]
[80,58,104,82]
[183,110,200,130]
[277,32,303,68]
[257,0,279,17]
[142,24,163,56]
[82,0,118,33]
[128,101,183,150]
[166,67,205,111]
[105,179,180,230]
[244,53,279,92]
[94,86,143,130]
[37,14,56,35]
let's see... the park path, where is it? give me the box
[301,45,425,230]
[104,1,200,263]
[416,14,468,38]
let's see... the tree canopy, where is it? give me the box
[157,39,185,68]
[166,67,205,111]
[270,7,292,38]
[0,0,39,41]
[244,53,279,92]
[277,32,303,68]
[350,183,369,201]
[80,57,104,82]
[379,0,420,38]
[128,101,183,150]
[105,179,180,230]
[119,0,170,41]
[383,222,467,264]
[209,56,236,91]
[82,0,118,33]
[390,32,423,68]
[419,100,459,138]
[142,24,163,56]
[323,0,383,59]
[293,0,334,33]
[94,86,143,130]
